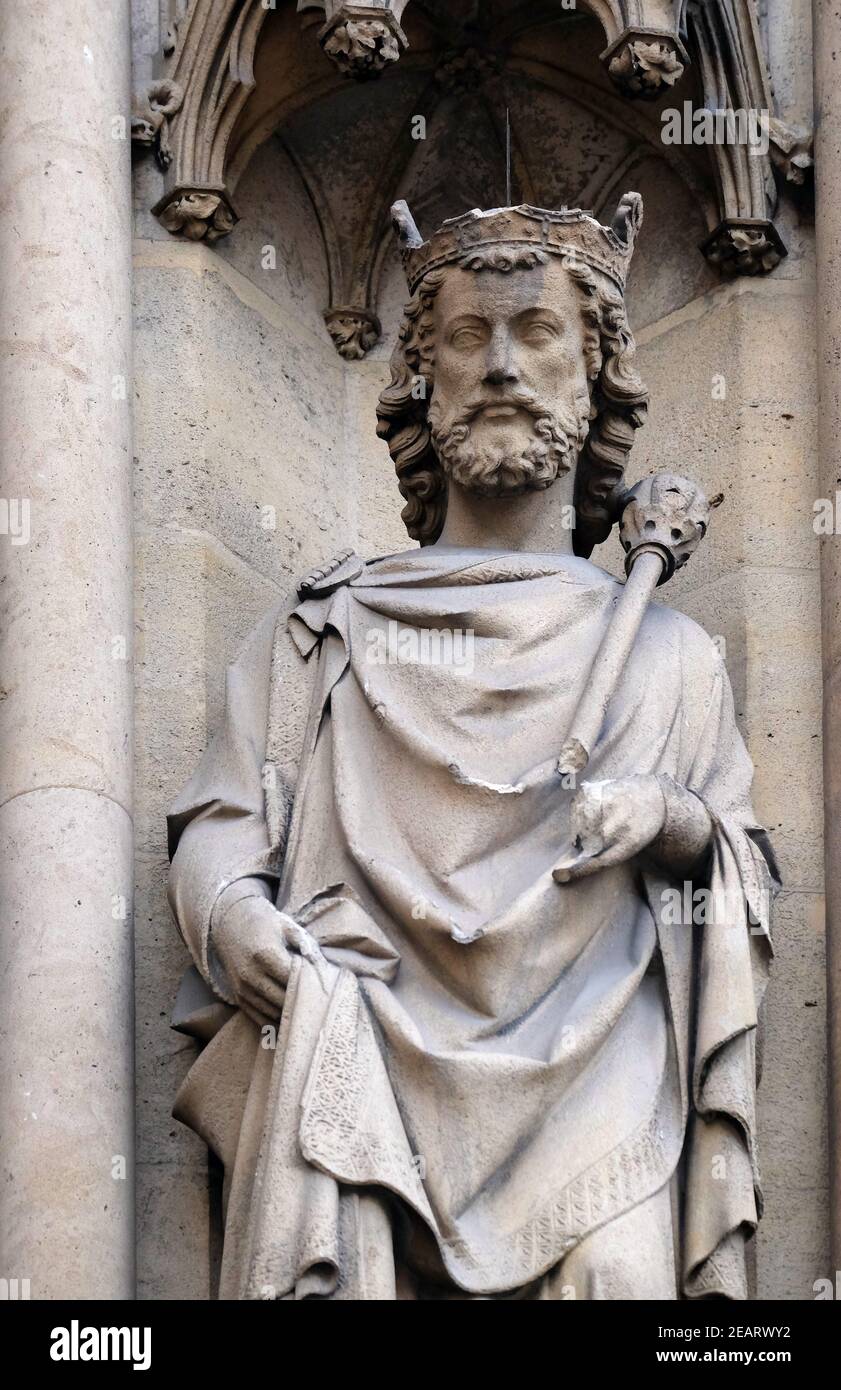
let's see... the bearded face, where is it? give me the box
[428,385,591,498]
[429,256,594,499]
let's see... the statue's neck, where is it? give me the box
[433,469,577,555]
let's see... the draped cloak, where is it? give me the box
[167,547,776,1300]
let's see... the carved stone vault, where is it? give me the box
[133,0,812,358]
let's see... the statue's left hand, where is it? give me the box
[552,775,666,884]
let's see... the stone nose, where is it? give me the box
[483,330,519,387]
[484,364,518,386]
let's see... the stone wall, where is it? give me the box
[133,135,363,1297]
[636,273,826,1300]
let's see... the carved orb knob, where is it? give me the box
[618,473,716,584]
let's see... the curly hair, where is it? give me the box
[375,251,649,556]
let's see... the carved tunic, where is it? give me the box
[168,548,775,1299]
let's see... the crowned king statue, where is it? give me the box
[167,193,777,1300]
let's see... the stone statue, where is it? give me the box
[167,195,778,1300]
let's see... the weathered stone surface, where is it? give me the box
[677,569,823,886]
[0,0,135,1298]
[631,283,818,592]
[813,0,841,1274]
[212,140,332,331]
[0,10,134,811]
[756,891,830,1300]
[0,790,134,1299]
[132,252,352,567]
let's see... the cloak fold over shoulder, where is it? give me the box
[168,549,777,1300]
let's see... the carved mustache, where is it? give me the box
[460,391,549,423]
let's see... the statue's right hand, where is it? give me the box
[211,894,293,1027]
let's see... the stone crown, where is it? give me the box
[391,195,643,295]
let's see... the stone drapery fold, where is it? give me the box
[169,548,775,1299]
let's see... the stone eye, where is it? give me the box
[450,326,484,349]
[521,322,557,344]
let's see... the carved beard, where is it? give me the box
[427,389,591,499]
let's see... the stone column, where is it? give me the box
[0,2,134,1297]
[813,0,841,1274]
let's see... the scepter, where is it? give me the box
[556,473,719,780]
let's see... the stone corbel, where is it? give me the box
[688,0,798,276]
[701,218,787,276]
[156,187,237,242]
[300,0,410,79]
[302,0,690,93]
[135,0,275,243]
[603,31,688,100]
[579,1,689,100]
[324,305,382,359]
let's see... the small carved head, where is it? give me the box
[376,197,649,556]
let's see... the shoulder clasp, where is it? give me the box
[297,547,364,599]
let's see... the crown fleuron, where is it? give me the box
[391,194,644,295]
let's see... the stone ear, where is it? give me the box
[610,192,644,250]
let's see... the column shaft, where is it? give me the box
[813,0,841,1274]
[0,2,134,1297]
